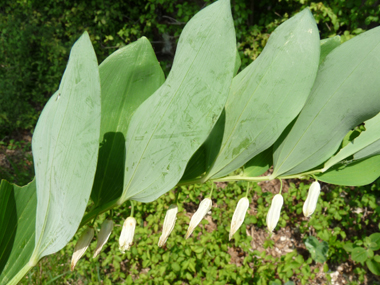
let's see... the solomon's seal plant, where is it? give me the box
[2,0,380,282]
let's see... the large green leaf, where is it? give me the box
[317,155,380,186]
[30,32,101,263]
[273,26,380,177]
[201,9,320,179]
[322,113,380,171]
[91,37,164,208]
[0,180,36,284]
[120,0,236,203]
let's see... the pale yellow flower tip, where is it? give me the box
[119,217,136,253]
[266,194,283,232]
[158,204,178,247]
[185,198,212,239]
[303,181,321,218]
[93,219,114,258]
[70,227,94,271]
[229,197,250,241]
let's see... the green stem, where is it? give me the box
[277,169,323,180]
[246,182,251,198]
[175,188,180,204]
[130,200,134,217]
[79,198,119,228]
[278,179,283,195]
[209,182,215,198]
[211,175,274,183]
[8,261,34,285]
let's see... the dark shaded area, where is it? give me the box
[91,132,126,207]
[0,181,17,274]
[181,108,226,181]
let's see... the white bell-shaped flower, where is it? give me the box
[119,217,136,253]
[266,194,283,232]
[229,197,250,240]
[158,204,178,247]
[70,227,94,271]
[185,198,212,239]
[303,181,321,217]
[93,219,114,258]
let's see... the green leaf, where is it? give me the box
[90,37,164,208]
[317,155,380,186]
[343,242,354,252]
[367,249,374,259]
[351,247,368,263]
[366,259,380,275]
[305,236,329,263]
[323,114,380,171]
[0,180,36,284]
[374,255,380,263]
[243,147,273,177]
[319,36,340,65]
[31,32,101,262]
[203,9,320,179]
[369,233,380,251]
[273,26,380,177]
[121,0,237,202]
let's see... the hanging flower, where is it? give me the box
[158,204,178,247]
[185,198,212,239]
[119,217,136,253]
[93,219,114,258]
[229,197,250,240]
[266,194,283,232]
[303,181,321,217]
[70,227,94,271]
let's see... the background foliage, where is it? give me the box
[1,0,380,137]
[1,0,380,284]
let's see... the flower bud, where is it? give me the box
[229,197,250,240]
[185,198,212,239]
[70,227,94,271]
[119,217,136,253]
[266,194,283,232]
[158,204,178,247]
[303,181,321,218]
[93,219,114,258]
